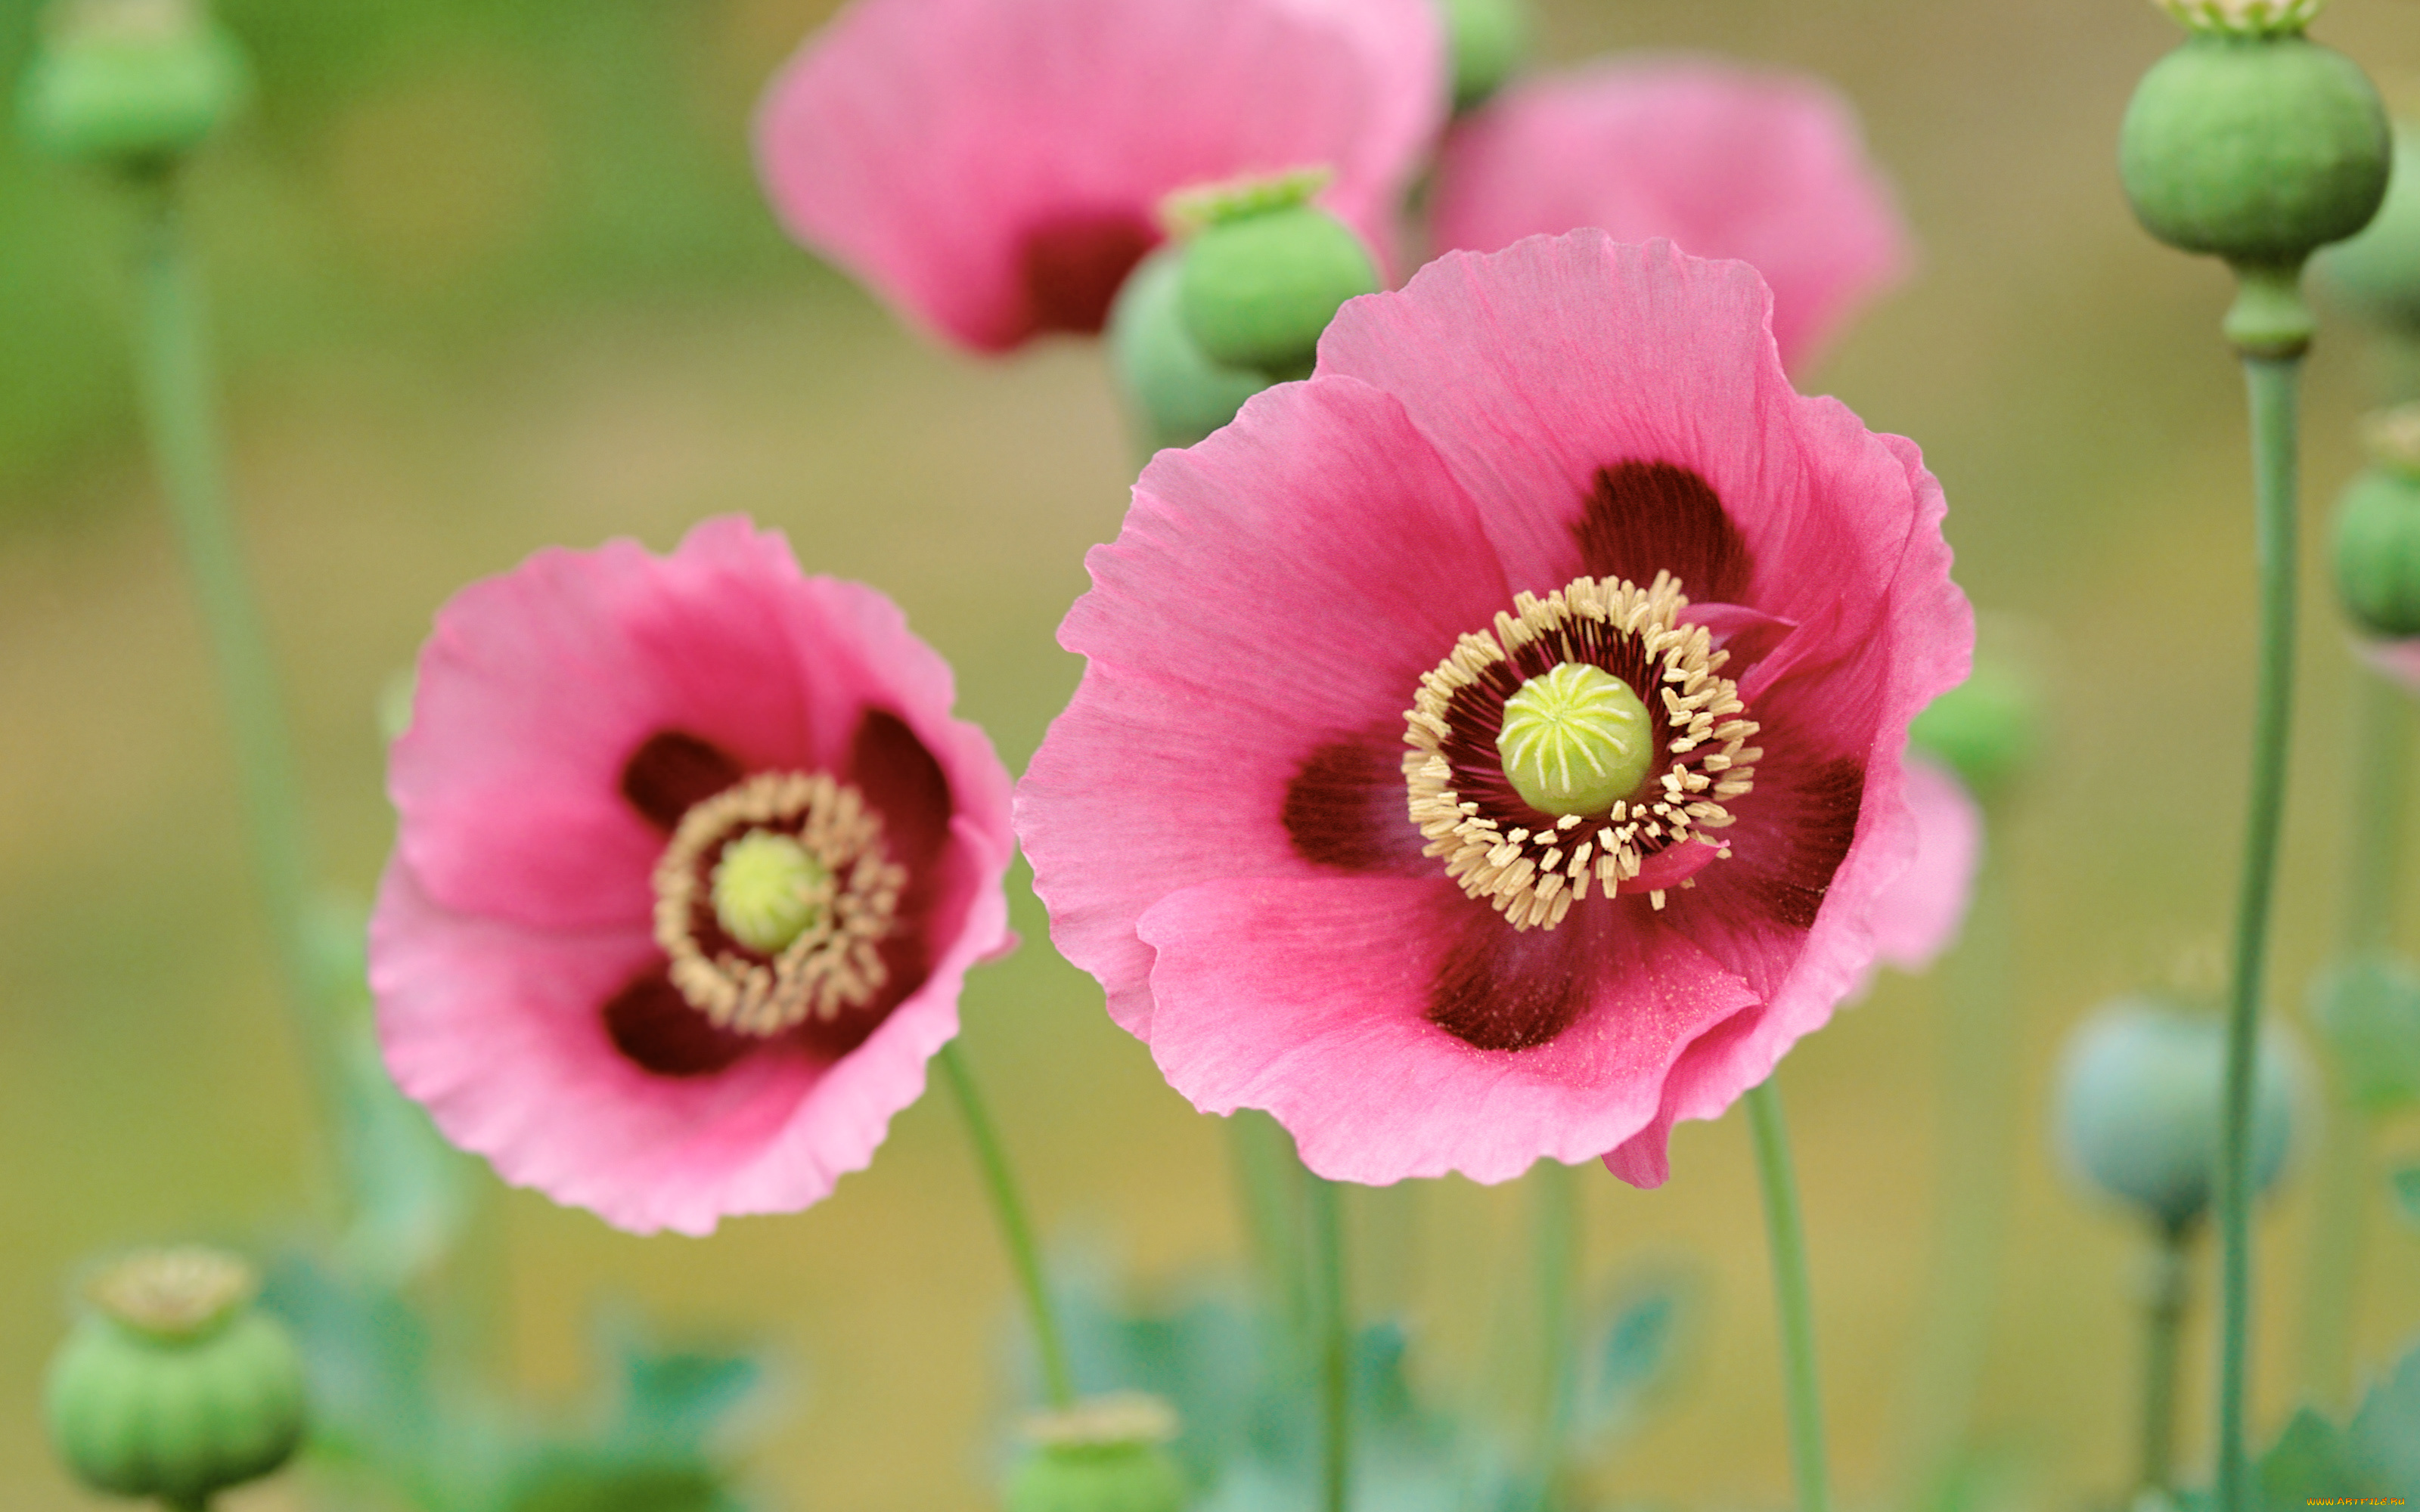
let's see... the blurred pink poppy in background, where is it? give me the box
[371,519,1015,1235]
[756,0,1446,352]
[1017,232,1970,1188]
[1429,57,1913,373]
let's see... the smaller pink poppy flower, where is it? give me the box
[1866,753,1983,978]
[371,519,1014,1235]
[755,0,1445,352]
[1017,232,1971,1189]
[2359,635,2420,692]
[1428,57,1913,373]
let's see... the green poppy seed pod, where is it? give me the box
[1440,0,1529,113]
[1908,647,2042,801]
[2054,998,2300,1232]
[45,1249,306,1504]
[1004,1395,1187,1512]
[2118,31,2389,274]
[1171,172,1379,381]
[2315,122,2420,336]
[2309,952,2420,1115]
[17,0,250,171]
[2332,407,2420,637]
[1107,246,1274,454]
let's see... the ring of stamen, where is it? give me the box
[652,770,906,1036]
[1404,572,1761,931]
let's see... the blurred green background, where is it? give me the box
[6,0,2420,1506]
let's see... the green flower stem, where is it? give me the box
[2214,349,2305,1512]
[2140,1219,2194,1495]
[1891,848,2018,1495]
[937,1041,1075,1409]
[2344,668,2407,954]
[2298,1092,2369,1408]
[1747,1077,1830,1512]
[1529,1159,1580,1511]
[1306,1173,1351,1512]
[2299,667,2405,1406]
[1229,1112,1311,1352]
[130,174,342,1142]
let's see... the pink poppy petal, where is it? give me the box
[1869,754,1983,971]
[1019,376,1512,1036]
[1138,875,1761,1184]
[374,819,1009,1236]
[1429,57,1911,373]
[755,0,1444,351]
[2357,634,2420,692]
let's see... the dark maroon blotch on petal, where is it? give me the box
[1018,212,1159,336]
[621,731,745,831]
[1736,756,1863,930]
[849,709,953,877]
[603,968,757,1077]
[1574,462,1754,606]
[1283,734,1428,875]
[1427,902,1593,1051]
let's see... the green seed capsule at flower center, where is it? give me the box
[1496,662,1655,816]
[711,829,831,954]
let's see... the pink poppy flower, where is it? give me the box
[1428,57,1913,375]
[370,518,1014,1235]
[755,0,1444,352]
[1016,232,1970,1187]
[2359,635,2420,692]
[1865,753,1984,978]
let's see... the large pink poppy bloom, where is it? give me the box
[371,519,1015,1235]
[755,0,1444,352]
[1428,58,1913,375]
[1016,232,1971,1186]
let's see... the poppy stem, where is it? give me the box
[2214,350,2304,1512]
[129,171,343,1171]
[1227,1111,1312,1359]
[936,1040,1076,1409]
[1306,1173,1351,1512]
[1529,1158,1581,1512]
[2139,1216,2193,1495]
[2298,666,2403,1407]
[1890,846,2018,1499]
[1747,1076,1830,1512]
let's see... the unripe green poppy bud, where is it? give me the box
[1440,0,1529,113]
[17,0,250,172]
[45,1248,306,1503]
[1168,170,1379,381]
[2332,406,2420,637]
[2054,998,2299,1232]
[2316,122,2420,336]
[2118,33,2390,271]
[1108,246,1274,454]
[2309,951,2420,1115]
[1908,646,2041,801]
[1004,1395,1186,1512]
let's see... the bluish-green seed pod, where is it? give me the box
[2316,122,2420,336]
[1108,246,1273,454]
[1439,0,1529,113]
[17,0,250,171]
[2054,998,2299,1232]
[1177,197,1378,381]
[1004,1396,1186,1512]
[2118,33,2389,268]
[1909,647,2041,801]
[45,1249,306,1503]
